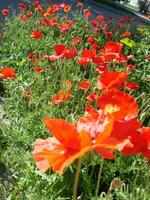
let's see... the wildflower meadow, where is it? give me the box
[0,1,150,199]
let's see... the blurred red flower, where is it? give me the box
[97,71,128,90]
[18,3,27,9]
[96,64,108,74]
[72,37,82,46]
[31,30,43,39]
[64,5,71,12]
[125,82,139,90]
[79,80,91,90]
[33,0,39,7]
[100,41,123,54]
[0,67,16,79]
[2,9,9,16]
[97,15,105,21]
[91,20,98,27]
[76,2,83,7]
[86,92,99,102]
[49,91,72,105]
[48,44,77,61]
[19,14,29,21]
[33,66,44,73]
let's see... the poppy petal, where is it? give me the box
[98,89,138,120]
[44,118,80,149]
[97,71,128,90]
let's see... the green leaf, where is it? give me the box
[120,38,137,48]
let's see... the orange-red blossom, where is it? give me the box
[33,89,143,174]
[33,116,130,173]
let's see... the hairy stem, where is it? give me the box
[95,159,104,199]
[72,157,82,200]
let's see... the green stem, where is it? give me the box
[95,159,104,200]
[72,157,82,200]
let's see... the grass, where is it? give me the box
[0,1,150,200]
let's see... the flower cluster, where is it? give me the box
[1,0,149,179]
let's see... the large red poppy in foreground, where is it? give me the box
[33,116,129,173]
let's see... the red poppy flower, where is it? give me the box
[48,18,57,27]
[76,107,111,139]
[125,82,139,90]
[140,127,150,143]
[82,50,96,59]
[33,66,44,73]
[111,119,141,141]
[79,80,91,90]
[76,107,132,159]
[33,118,93,173]
[28,52,35,60]
[77,57,90,66]
[100,23,108,29]
[49,44,76,60]
[64,5,71,12]
[18,3,27,9]
[122,130,150,160]
[92,56,104,65]
[96,64,108,74]
[97,15,105,21]
[120,31,131,39]
[19,14,29,21]
[86,92,99,103]
[97,89,138,121]
[31,30,43,39]
[63,47,77,59]
[54,44,65,56]
[0,67,16,79]
[2,9,9,16]
[99,41,128,63]
[76,2,83,7]
[91,20,98,27]
[59,20,74,32]
[119,18,126,24]
[97,71,128,90]
[49,91,72,105]
[87,37,99,50]
[85,11,92,18]
[33,115,129,173]
[35,5,44,13]
[27,11,33,17]
[102,53,129,63]
[105,31,113,39]
[87,36,96,45]
[100,41,123,54]
[33,0,39,7]
[72,37,82,46]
